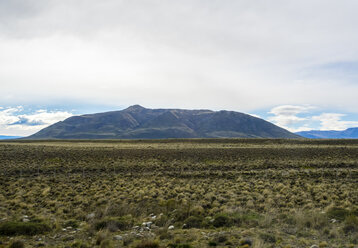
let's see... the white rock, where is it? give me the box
[113,235,123,240]
[168,225,174,230]
[87,213,95,219]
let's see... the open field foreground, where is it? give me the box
[0,139,357,248]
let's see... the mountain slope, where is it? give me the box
[297,128,358,139]
[27,105,300,139]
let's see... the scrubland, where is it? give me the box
[0,139,357,248]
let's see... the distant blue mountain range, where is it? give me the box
[296,127,358,139]
[0,135,22,140]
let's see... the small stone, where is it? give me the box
[87,213,95,219]
[151,215,157,220]
[168,225,174,230]
[310,245,319,248]
[330,219,337,223]
[113,235,123,240]
[22,218,30,222]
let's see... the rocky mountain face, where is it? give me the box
[27,105,300,139]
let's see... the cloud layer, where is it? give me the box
[1,1,358,112]
[268,105,358,132]
[0,107,72,136]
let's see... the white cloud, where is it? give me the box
[268,105,358,132]
[312,113,358,131]
[268,105,314,129]
[0,107,72,136]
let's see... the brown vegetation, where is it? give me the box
[0,139,357,247]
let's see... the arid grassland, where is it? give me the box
[0,139,357,248]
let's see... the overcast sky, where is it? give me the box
[1,0,358,136]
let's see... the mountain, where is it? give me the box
[296,128,358,139]
[0,135,22,140]
[26,105,300,139]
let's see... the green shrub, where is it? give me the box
[343,215,358,234]
[168,244,193,248]
[64,219,79,228]
[99,239,112,248]
[135,240,160,248]
[71,240,89,248]
[326,207,350,221]
[0,221,50,236]
[94,216,132,231]
[259,232,276,243]
[157,228,173,240]
[215,234,228,243]
[208,241,217,246]
[213,213,231,228]
[184,216,204,228]
[96,231,108,246]
[9,240,25,248]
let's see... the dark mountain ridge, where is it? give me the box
[27,105,300,139]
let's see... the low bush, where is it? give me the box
[0,221,50,236]
[259,232,276,243]
[64,219,79,228]
[94,215,132,231]
[326,207,350,221]
[168,244,193,248]
[212,213,232,228]
[9,240,25,248]
[135,240,160,248]
[183,216,204,228]
[343,215,358,234]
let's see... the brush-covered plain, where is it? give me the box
[0,139,357,248]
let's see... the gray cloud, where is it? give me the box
[1,0,358,112]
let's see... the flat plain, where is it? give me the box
[0,139,357,248]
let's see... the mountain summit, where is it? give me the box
[27,105,300,139]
